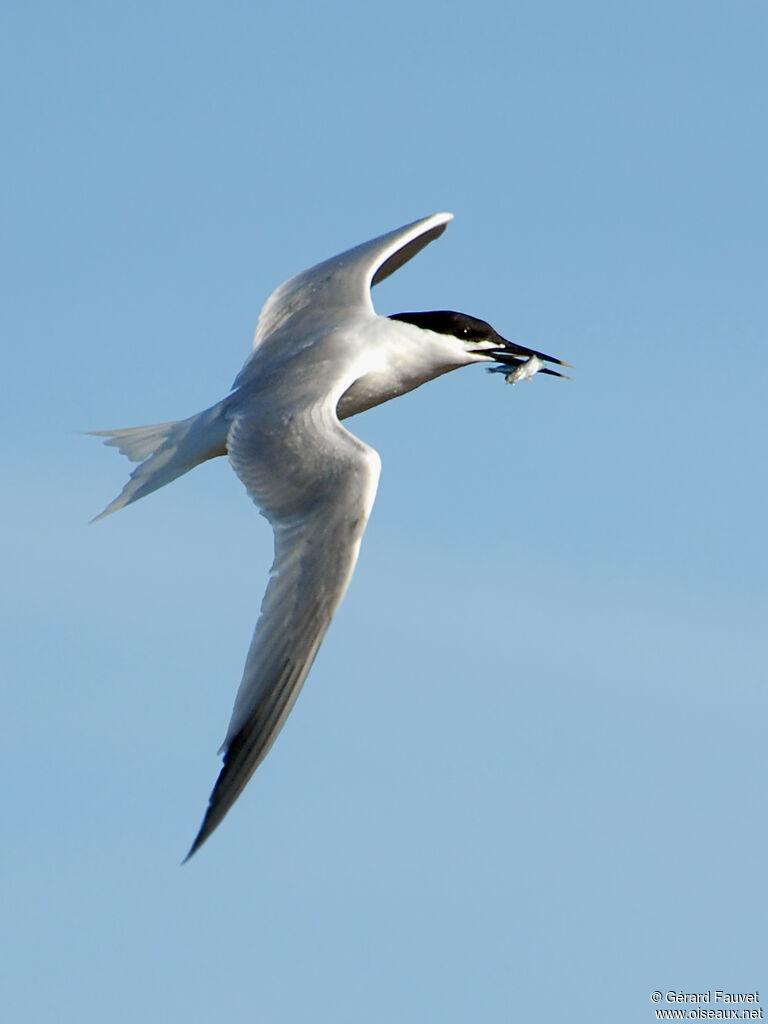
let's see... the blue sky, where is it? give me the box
[2,2,766,1021]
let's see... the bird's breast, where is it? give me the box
[336,350,460,420]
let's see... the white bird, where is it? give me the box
[91,213,570,858]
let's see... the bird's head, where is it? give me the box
[388,310,570,384]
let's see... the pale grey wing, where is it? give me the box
[185,402,381,858]
[239,211,453,366]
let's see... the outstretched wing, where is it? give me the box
[246,212,453,354]
[185,398,381,859]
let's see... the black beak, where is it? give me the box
[484,330,572,378]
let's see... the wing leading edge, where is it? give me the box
[249,212,453,351]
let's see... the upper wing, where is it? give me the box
[185,399,381,858]
[249,212,453,351]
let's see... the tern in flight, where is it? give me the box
[92,213,569,858]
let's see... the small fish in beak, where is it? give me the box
[488,354,571,385]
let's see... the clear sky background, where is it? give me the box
[2,2,766,1021]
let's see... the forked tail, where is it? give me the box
[90,399,230,521]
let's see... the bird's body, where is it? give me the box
[92,213,568,858]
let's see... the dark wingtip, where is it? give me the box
[182,805,220,863]
[181,734,252,862]
[182,831,203,865]
[182,839,200,865]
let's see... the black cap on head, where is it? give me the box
[389,310,496,343]
[389,310,570,370]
